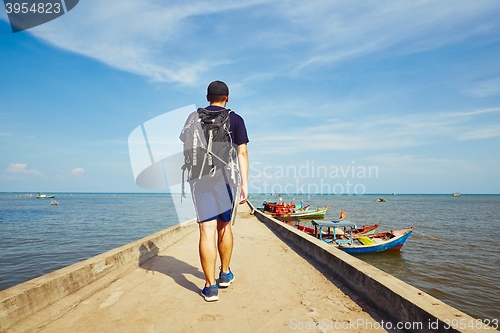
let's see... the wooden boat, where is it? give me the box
[261,201,295,215]
[260,201,328,219]
[294,201,309,210]
[36,192,55,199]
[297,223,378,237]
[311,219,414,254]
[288,205,328,218]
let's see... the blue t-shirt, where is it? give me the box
[205,105,249,146]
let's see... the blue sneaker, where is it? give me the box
[201,284,218,302]
[219,268,235,288]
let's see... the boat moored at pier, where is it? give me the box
[311,219,414,254]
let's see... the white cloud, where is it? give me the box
[28,0,267,85]
[23,0,500,85]
[260,1,500,73]
[249,106,500,153]
[444,107,500,118]
[464,77,500,97]
[2,163,46,181]
[70,167,85,175]
[458,125,500,140]
[4,163,43,175]
[366,153,482,176]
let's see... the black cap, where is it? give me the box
[207,80,229,96]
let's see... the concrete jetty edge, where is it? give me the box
[0,218,197,333]
[249,202,493,333]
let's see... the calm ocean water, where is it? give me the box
[0,193,181,292]
[1,193,499,321]
[254,193,500,322]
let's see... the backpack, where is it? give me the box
[179,108,239,199]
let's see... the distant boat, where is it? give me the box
[50,199,58,206]
[453,192,461,197]
[36,192,55,199]
[376,197,387,202]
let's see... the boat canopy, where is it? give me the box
[312,219,356,228]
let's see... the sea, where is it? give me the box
[0,192,499,322]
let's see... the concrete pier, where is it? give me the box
[1,203,495,332]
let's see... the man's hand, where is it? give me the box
[239,183,248,204]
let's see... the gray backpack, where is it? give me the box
[179,108,238,198]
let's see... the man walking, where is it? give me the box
[182,81,248,301]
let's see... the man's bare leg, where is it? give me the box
[199,220,217,287]
[217,220,233,273]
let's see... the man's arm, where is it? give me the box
[237,143,248,204]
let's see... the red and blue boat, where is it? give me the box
[312,219,414,254]
[297,223,379,237]
[260,201,328,219]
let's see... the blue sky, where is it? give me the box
[1,1,500,194]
